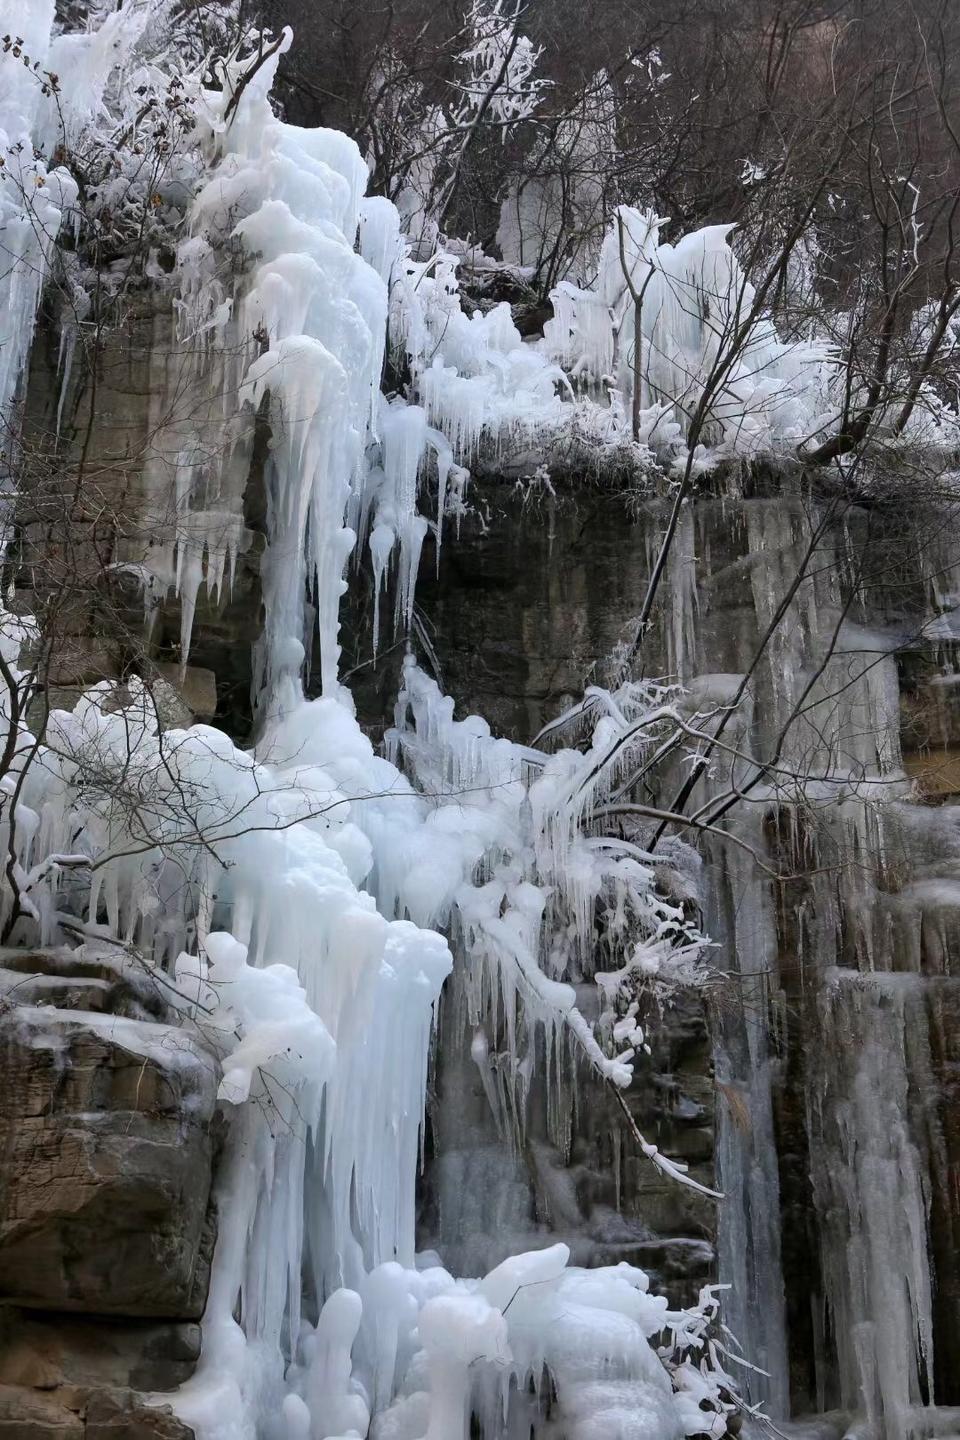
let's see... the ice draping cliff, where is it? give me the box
[7,7,960,1440]
[0,14,742,1440]
[0,3,78,424]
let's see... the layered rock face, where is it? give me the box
[20,295,266,741]
[0,948,220,1439]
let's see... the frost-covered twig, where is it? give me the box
[610,1078,723,1199]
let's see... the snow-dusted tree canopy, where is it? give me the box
[2,1,960,1439]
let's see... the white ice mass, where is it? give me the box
[0,11,738,1440]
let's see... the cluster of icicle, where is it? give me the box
[4,639,734,1440]
[0,2,79,426]
[389,659,711,1098]
[0,13,744,1440]
[542,204,960,459]
[142,52,575,679]
[543,207,831,458]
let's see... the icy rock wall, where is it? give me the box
[0,2,78,429]
[382,475,960,1438]
[2,18,736,1440]
[8,7,960,1437]
[644,490,960,1434]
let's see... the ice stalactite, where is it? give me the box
[388,658,718,1181]
[645,489,959,1435]
[772,796,958,1438]
[807,971,936,1440]
[706,824,791,1419]
[0,2,78,428]
[165,33,564,683]
[543,205,830,456]
[182,33,387,698]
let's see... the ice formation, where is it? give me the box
[643,487,960,1440]
[543,206,832,456]
[10,4,959,1436]
[1,640,727,1437]
[0,3,78,424]
[0,12,740,1440]
[386,241,570,468]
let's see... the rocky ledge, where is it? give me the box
[0,948,220,1439]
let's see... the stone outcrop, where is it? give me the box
[0,949,220,1438]
[1,295,254,1436]
[20,295,266,742]
[0,1383,194,1440]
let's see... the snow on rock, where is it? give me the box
[390,248,569,466]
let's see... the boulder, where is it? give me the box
[0,1386,194,1440]
[0,1387,84,1440]
[84,1391,194,1440]
[0,1310,202,1393]
[0,981,218,1317]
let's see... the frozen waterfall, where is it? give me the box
[3,9,960,1440]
